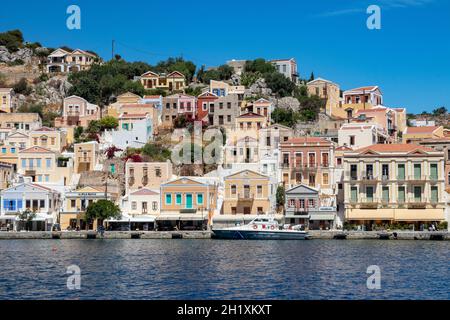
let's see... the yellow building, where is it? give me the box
[74,141,100,174]
[159,177,218,230]
[107,92,143,117]
[403,126,444,144]
[29,127,67,153]
[0,88,16,113]
[344,144,446,229]
[235,112,267,131]
[60,186,112,230]
[0,144,20,167]
[0,113,42,131]
[140,71,186,92]
[18,146,73,185]
[0,161,14,190]
[333,86,383,119]
[307,78,341,116]
[125,161,173,193]
[222,170,270,215]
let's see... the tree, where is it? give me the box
[244,58,276,74]
[0,29,24,52]
[13,78,32,95]
[196,65,205,83]
[105,145,123,159]
[265,72,296,97]
[432,107,447,116]
[153,57,197,82]
[276,186,285,210]
[141,142,171,161]
[99,116,119,130]
[271,108,300,128]
[85,200,121,229]
[308,72,315,82]
[173,114,187,128]
[86,120,101,134]
[17,209,36,231]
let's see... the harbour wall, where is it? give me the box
[0,231,448,240]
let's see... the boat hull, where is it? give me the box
[212,229,309,240]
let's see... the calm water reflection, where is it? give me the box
[0,239,448,300]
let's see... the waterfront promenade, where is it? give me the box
[0,230,448,240]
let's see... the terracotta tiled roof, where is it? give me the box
[405,126,440,134]
[237,112,265,118]
[354,144,435,154]
[34,126,55,132]
[130,188,159,196]
[143,95,161,99]
[20,146,54,153]
[119,113,148,119]
[347,86,378,92]
[282,137,331,145]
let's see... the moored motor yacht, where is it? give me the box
[212,215,309,240]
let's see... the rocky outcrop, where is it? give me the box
[276,96,300,111]
[244,78,272,97]
[0,46,34,64]
[17,75,72,107]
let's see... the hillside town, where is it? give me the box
[0,32,449,234]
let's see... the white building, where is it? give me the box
[338,123,390,149]
[0,183,61,231]
[103,113,153,149]
[270,58,298,83]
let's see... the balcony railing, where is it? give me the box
[408,175,427,182]
[238,192,253,200]
[360,197,379,209]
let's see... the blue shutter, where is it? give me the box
[3,200,8,210]
[17,200,23,209]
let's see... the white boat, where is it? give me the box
[212,216,310,240]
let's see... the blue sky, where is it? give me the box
[1,0,449,114]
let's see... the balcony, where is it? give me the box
[381,175,390,183]
[360,198,379,209]
[238,191,254,201]
[280,163,290,169]
[142,175,149,186]
[407,198,427,209]
[408,175,426,183]
[361,174,378,184]
[428,175,439,184]
[396,175,407,182]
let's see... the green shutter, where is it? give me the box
[430,164,438,180]
[397,164,405,180]
[431,186,438,203]
[351,187,357,202]
[382,187,389,202]
[414,164,421,179]
[414,187,422,202]
[366,187,374,201]
[398,187,405,203]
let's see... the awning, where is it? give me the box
[309,214,336,221]
[179,215,206,221]
[129,216,155,223]
[156,215,180,221]
[14,215,49,222]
